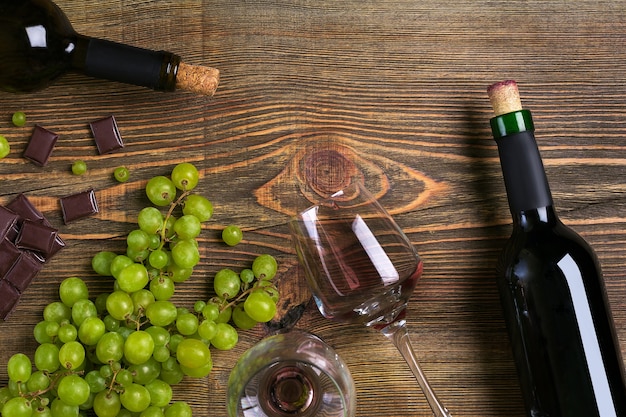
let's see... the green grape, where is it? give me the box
[209,323,238,351]
[57,375,90,406]
[167,264,193,283]
[33,321,53,344]
[96,331,125,363]
[145,301,177,327]
[201,302,219,321]
[106,291,134,321]
[8,379,27,397]
[58,323,78,343]
[168,334,184,354]
[148,234,161,250]
[58,341,85,370]
[128,358,160,385]
[181,194,213,222]
[0,135,9,159]
[127,247,149,263]
[215,305,232,324]
[252,254,278,281]
[7,353,32,383]
[175,338,211,369]
[180,360,213,378]
[34,343,60,372]
[140,405,165,417]
[78,316,106,346]
[148,249,168,270]
[152,346,170,363]
[85,370,107,394]
[175,312,199,336]
[164,401,192,417]
[103,315,121,332]
[162,215,177,239]
[173,215,201,240]
[50,397,79,417]
[221,225,243,246]
[213,268,241,300]
[113,166,130,183]
[123,330,155,365]
[170,239,199,269]
[91,251,117,276]
[115,369,134,387]
[244,290,277,323]
[0,386,11,408]
[71,299,98,327]
[71,160,87,175]
[59,277,89,308]
[93,391,121,417]
[95,293,110,314]
[239,268,254,284]
[110,255,134,279]
[127,229,151,251]
[137,207,164,235]
[197,320,217,341]
[2,396,33,417]
[43,321,60,338]
[26,370,50,393]
[232,305,258,330]
[117,263,149,293]
[158,357,184,386]
[32,404,52,417]
[146,176,177,207]
[131,289,155,315]
[116,326,134,340]
[144,326,170,347]
[149,276,175,301]
[120,383,151,413]
[43,301,71,324]
[193,300,206,313]
[144,379,172,407]
[170,162,199,191]
[99,364,114,379]
[12,111,27,127]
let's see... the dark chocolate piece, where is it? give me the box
[0,206,19,240]
[15,219,58,256]
[5,253,42,293]
[23,125,59,166]
[47,235,66,259]
[0,279,21,320]
[0,239,21,276]
[90,115,124,154]
[6,193,49,226]
[60,189,99,224]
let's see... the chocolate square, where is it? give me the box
[5,252,42,292]
[0,279,21,320]
[90,115,124,154]
[0,206,19,241]
[0,239,21,276]
[60,188,99,224]
[6,193,49,226]
[15,219,58,256]
[23,125,59,166]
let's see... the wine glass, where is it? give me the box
[288,181,452,417]
[227,330,356,417]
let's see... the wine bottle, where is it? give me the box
[488,80,626,417]
[0,0,218,95]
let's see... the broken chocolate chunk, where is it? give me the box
[90,115,124,154]
[60,188,99,224]
[15,220,58,256]
[23,125,59,166]
[0,279,21,320]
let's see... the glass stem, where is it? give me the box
[380,319,453,417]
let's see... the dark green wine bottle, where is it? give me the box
[488,80,626,417]
[0,0,218,95]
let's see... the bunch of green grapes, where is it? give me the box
[0,163,280,417]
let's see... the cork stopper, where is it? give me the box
[176,62,220,96]
[487,80,522,116]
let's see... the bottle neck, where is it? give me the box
[491,109,554,217]
[70,34,181,91]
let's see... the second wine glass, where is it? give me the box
[289,181,452,417]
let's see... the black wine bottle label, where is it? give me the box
[83,38,177,91]
[495,130,553,212]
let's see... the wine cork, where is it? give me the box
[176,62,220,96]
[487,80,522,116]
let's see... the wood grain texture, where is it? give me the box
[2,1,626,416]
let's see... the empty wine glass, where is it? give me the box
[227,330,356,417]
[289,181,452,417]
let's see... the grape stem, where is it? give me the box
[158,189,193,250]
[214,280,277,313]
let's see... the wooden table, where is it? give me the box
[2,1,626,416]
